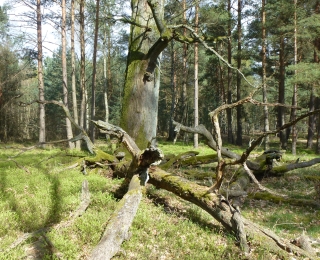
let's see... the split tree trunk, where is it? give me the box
[120,0,167,148]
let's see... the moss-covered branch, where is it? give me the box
[147,167,313,258]
[248,192,320,209]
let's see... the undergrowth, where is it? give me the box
[0,140,319,259]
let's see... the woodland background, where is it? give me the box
[1,0,320,151]
[1,0,320,259]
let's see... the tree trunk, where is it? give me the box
[236,0,242,146]
[316,97,320,154]
[262,0,269,150]
[291,0,298,155]
[106,18,112,122]
[89,0,100,143]
[278,36,287,149]
[62,0,74,149]
[168,40,177,141]
[307,87,316,149]
[71,0,80,149]
[37,0,45,147]
[194,2,199,148]
[120,0,167,149]
[79,0,86,132]
[181,0,188,127]
[227,0,234,144]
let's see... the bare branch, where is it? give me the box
[19,100,95,153]
[242,162,285,197]
[147,0,166,33]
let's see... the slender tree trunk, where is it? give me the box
[291,0,298,155]
[168,40,177,141]
[227,0,234,144]
[181,0,188,126]
[236,0,242,146]
[107,21,113,103]
[62,0,74,149]
[71,0,80,149]
[194,2,199,148]
[262,0,269,150]
[278,36,287,149]
[79,0,86,132]
[37,0,45,147]
[103,28,109,124]
[316,97,320,153]
[307,87,316,149]
[89,0,100,143]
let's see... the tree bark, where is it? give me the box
[291,0,298,155]
[194,1,199,148]
[307,87,316,149]
[71,0,80,149]
[79,0,86,132]
[120,0,167,149]
[88,175,143,260]
[236,0,242,146]
[278,35,287,149]
[181,0,188,127]
[168,40,177,141]
[261,0,269,150]
[89,0,100,143]
[62,0,74,149]
[37,0,45,147]
[227,0,234,144]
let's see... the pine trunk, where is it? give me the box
[236,0,242,146]
[168,40,177,141]
[71,0,80,149]
[79,0,86,132]
[62,0,74,149]
[37,0,45,147]
[194,2,199,148]
[278,36,287,149]
[227,0,234,144]
[262,0,269,150]
[89,0,100,143]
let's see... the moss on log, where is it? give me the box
[84,149,116,164]
[248,192,320,209]
[159,151,199,170]
[147,167,314,258]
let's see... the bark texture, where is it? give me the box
[88,175,143,260]
[120,0,167,148]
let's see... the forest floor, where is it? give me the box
[0,138,319,259]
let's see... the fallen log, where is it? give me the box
[92,120,315,258]
[148,167,315,258]
[88,175,143,260]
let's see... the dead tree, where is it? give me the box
[88,120,317,259]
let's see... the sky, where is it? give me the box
[0,0,61,57]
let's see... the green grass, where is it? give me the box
[0,141,319,259]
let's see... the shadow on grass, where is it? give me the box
[146,189,226,235]
[0,168,64,259]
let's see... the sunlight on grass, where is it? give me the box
[0,141,320,259]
